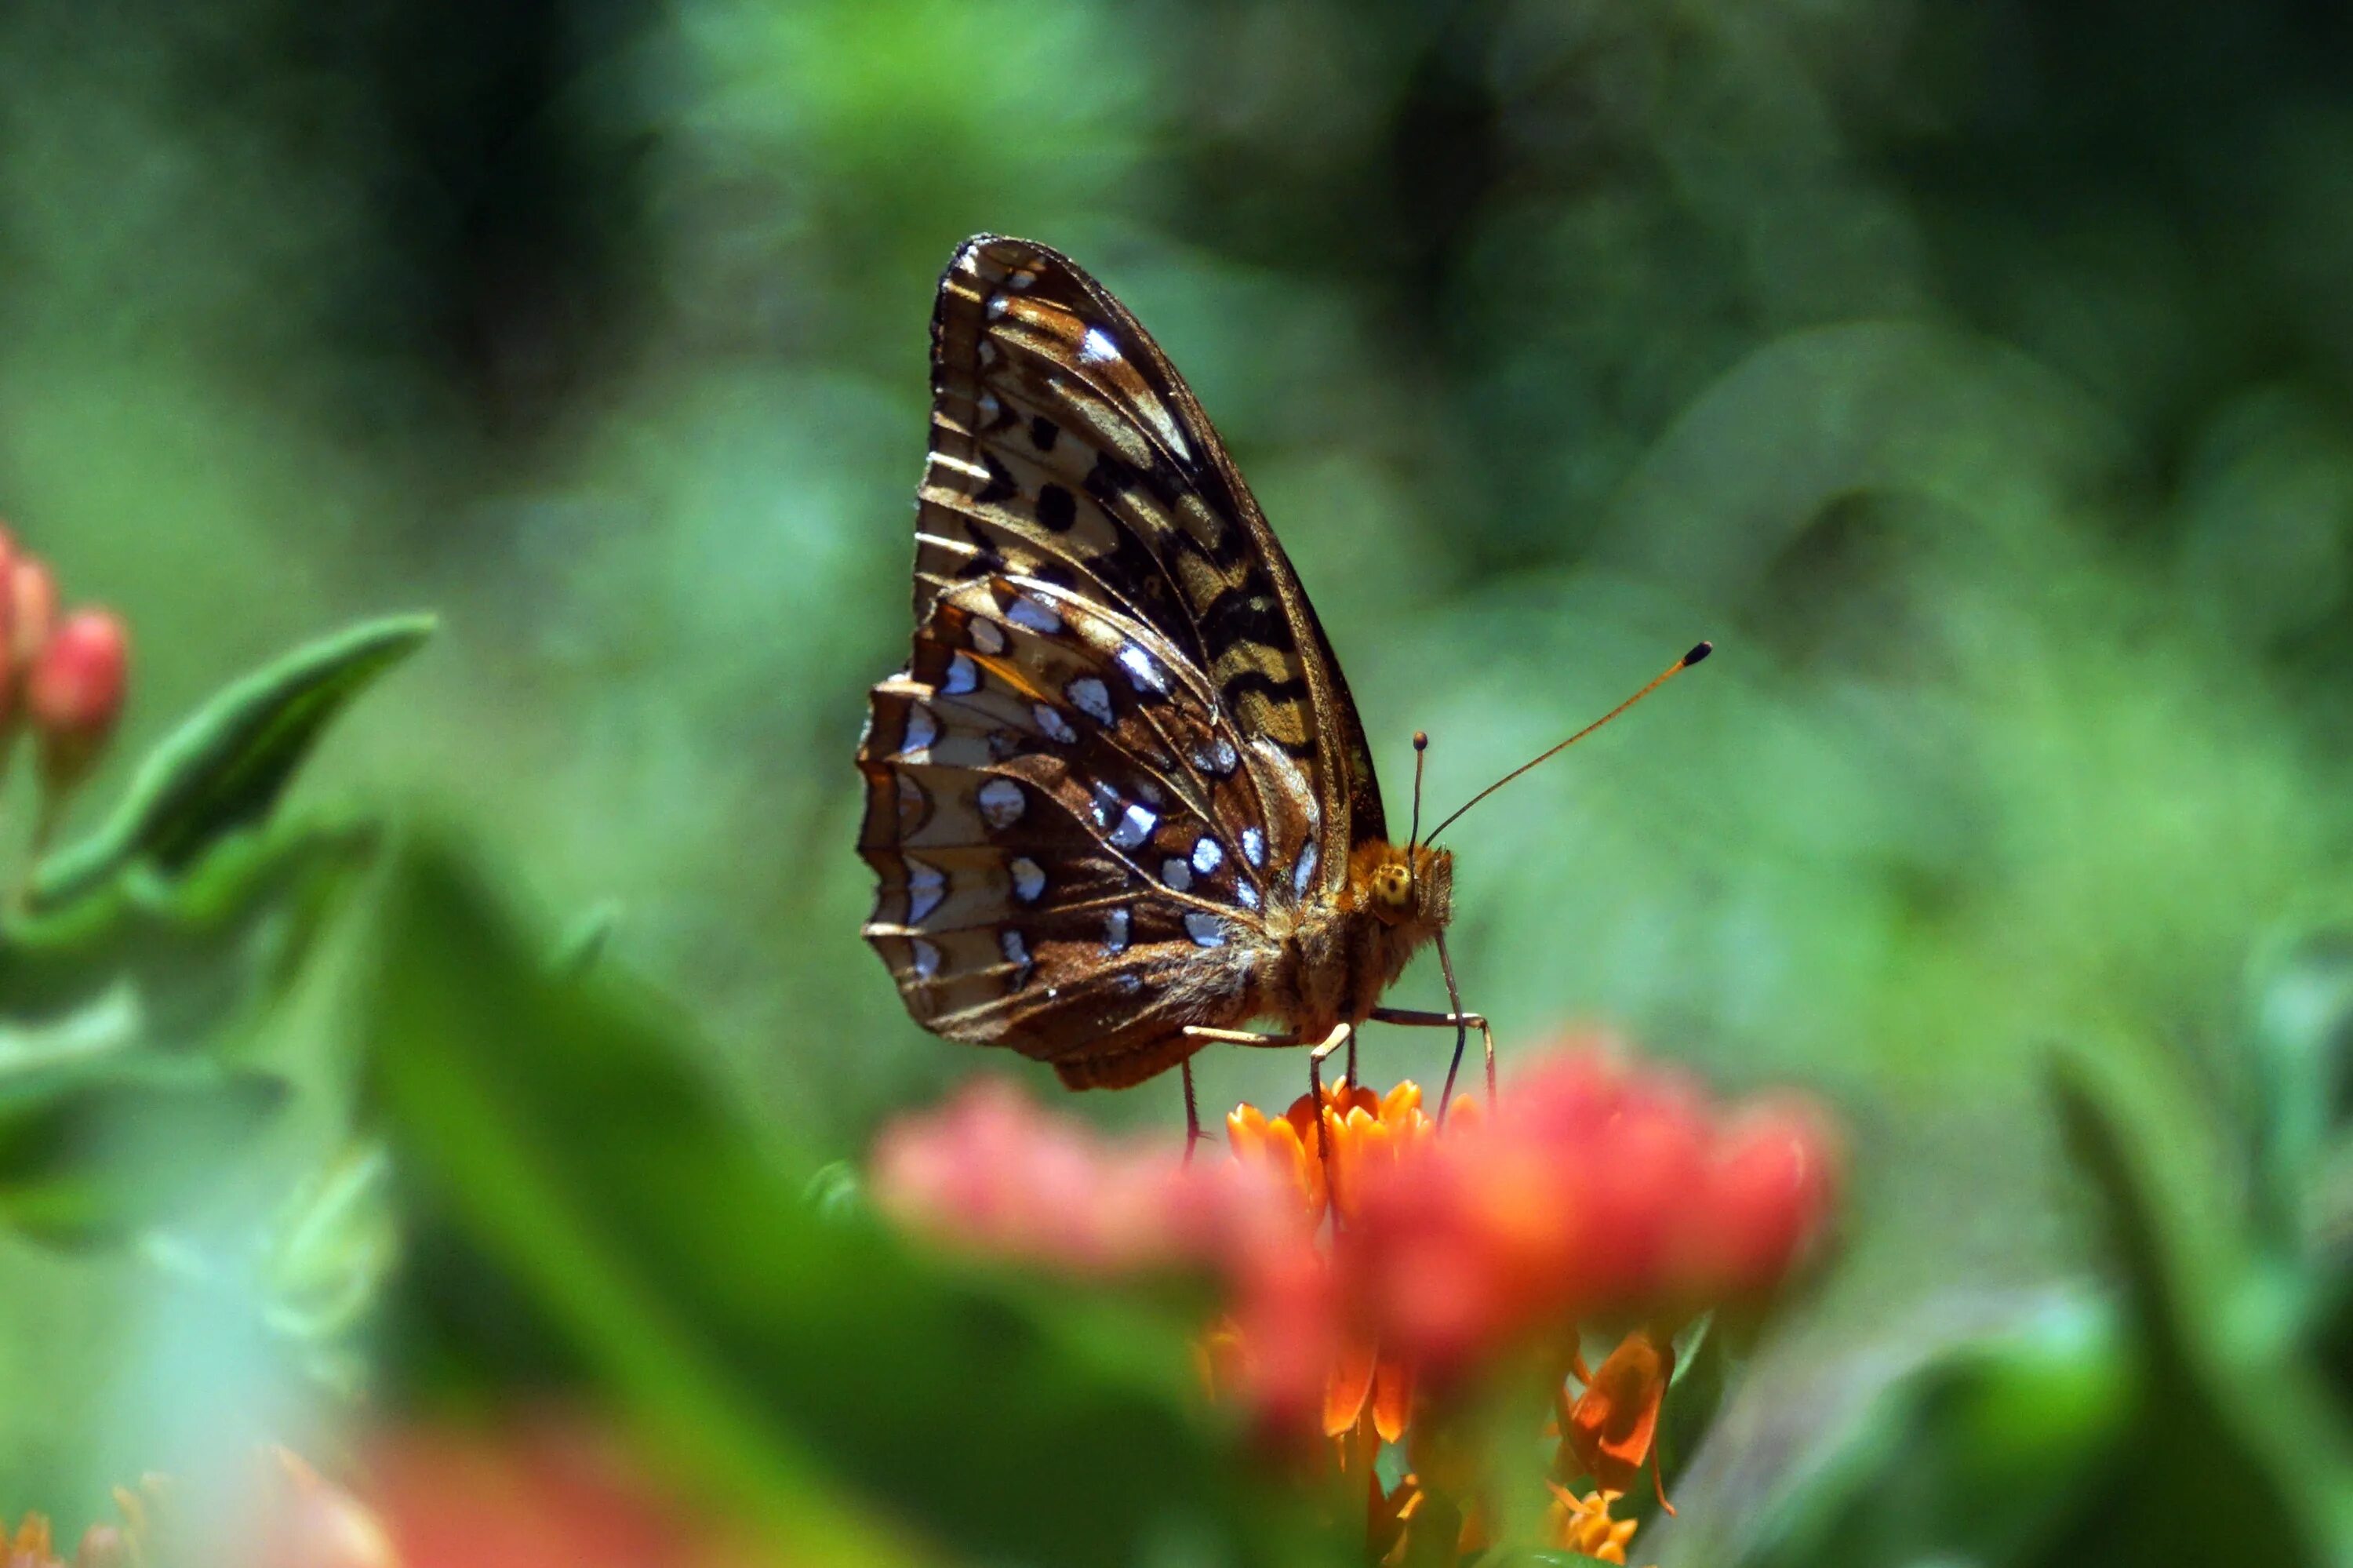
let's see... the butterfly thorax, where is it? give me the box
[1255,841,1453,1038]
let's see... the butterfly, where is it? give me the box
[857,235,1704,1134]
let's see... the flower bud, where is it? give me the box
[0,536,19,735]
[11,555,54,670]
[27,609,129,791]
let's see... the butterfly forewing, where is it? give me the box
[861,234,1387,1088]
[922,237,1383,852]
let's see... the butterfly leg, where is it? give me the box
[1439,926,1493,1115]
[1177,1024,1308,1163]
[1180,1026,1306,1048]
[1369,1005,1497,1122]
[1181,1057,1203,1163]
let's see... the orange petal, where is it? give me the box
[1324,1331,1380,1437]
[1225,1105,1270,1156]
[1370,1354,1417,1443]
[1380,1079,1423,1122]
[1567,1329,1675,1495]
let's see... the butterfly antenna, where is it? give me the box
[1425,642,1711,844]
[1406,730,1430,852]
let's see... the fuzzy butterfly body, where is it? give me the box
[859,235,1453,1090]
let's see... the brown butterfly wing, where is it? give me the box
[859,235,1384,1086]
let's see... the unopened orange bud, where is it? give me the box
[27,609,128,791]
[10,555,54,670]
[0,536,18,735]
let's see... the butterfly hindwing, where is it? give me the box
[860,572,1286,1083]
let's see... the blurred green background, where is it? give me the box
[9,2,2353,1562]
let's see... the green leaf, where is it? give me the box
[2248,928,2353,1264]
[262,1141,401,1344]
[0,821,377,1058]
[1692,1297,2130,1568]
[2032,1053,2353,1566]
[363,838,1342,1568]
[0,1053,289,1246]
[33,613,433,908]
[1648,1315,1726,1513]
[549,899,622,980]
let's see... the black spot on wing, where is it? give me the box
[1198,577,1293,655]
[953,517,1008,580]
[1029,415,1060,453]
[1037,482,1077,533]
[975,451,1019,506]
[1082,450,1188,510]
[1217,670,1318,756]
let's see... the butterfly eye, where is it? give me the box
[1372,862,1413,915]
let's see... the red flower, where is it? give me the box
[872,1038,1838,1437]
[362,1420,759,1568]
[1335,1039,1837,1380]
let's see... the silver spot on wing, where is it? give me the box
[1109,802,1158,850]
[1034,704,1077,744]
[900,703,937,762]
[905,859,945,923]
[1006,595,1063,635]
[977,777,1025,828]
[1068,677,1114,725]
[1115,642,1168,695]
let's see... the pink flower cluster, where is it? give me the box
[871,1079,1283,1276]
[0,526,129,794]
[871,1039,1838,1435]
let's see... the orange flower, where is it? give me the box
[1561,1326,1677,1507]
[1225,1079,1453,1443]
[1368,1471,1491,1567]
[1544,1484,1642,1564]
[1225,1079,1463,1229]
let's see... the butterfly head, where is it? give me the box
[1355,840,1454,931]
